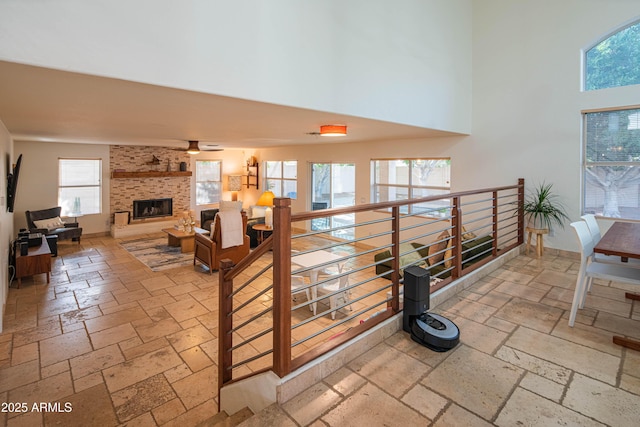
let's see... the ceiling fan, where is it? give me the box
[171,140,224,154]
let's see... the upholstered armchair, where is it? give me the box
[194,210,250,274]
[201,207,265,248]
[25,207,83,243]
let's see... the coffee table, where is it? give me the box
[162,227,207,253]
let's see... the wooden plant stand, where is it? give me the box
[526,227,548,258]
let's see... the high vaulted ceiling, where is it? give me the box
[0,61,457,150]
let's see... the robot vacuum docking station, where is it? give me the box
[402,266,459,352]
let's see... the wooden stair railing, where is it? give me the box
[217,179,525,402]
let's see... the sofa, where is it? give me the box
[201,206,267,248]
[374,235,493,280]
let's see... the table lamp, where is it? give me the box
[257,191,275,228]
[228,175,243,201]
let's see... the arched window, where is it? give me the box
[585,20,640,91]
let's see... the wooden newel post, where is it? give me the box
[218,259,234,395]
[272,197,292,377]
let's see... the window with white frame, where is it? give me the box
[196,160,222,205]
[58,158,102,216]
[583,108,640,219]
[585,20,640,91]
[265,160,297,198]
[372,158,450,215]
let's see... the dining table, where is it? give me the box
[291,250,343,315]
[593,221,640,351]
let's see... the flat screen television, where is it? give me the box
[6,153,22,212]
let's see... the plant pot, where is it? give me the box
[527,216,549,231]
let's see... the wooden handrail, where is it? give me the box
[217,179,525,399]
[291,182,526,222]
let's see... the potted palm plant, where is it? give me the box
[522,182,570,231]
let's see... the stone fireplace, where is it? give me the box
[109,145,191,225]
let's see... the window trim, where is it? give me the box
[371,158,451,216]
[582,107,640,220]
[195,159,223,206]
[583,18,640,91]
[264,160,297,199]
[58,157,102,216]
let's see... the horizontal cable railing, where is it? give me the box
[217,179,524,398]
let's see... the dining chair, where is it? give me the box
[580,214,602,243]
[569,221,640,327]
[581,214,640,268]
[315,268,353,320]
[291,275,312,311]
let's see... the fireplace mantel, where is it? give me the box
[111,171,192,178]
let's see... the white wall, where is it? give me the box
[4,0,640,256]
[13,141,111,235]
[0,0,472,134]
[0,120,14,331]
[467,0,640,251]
[258,0,640,253]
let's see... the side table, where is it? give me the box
[252,224,273,245]
[15,235,51,288]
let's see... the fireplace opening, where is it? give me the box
[133,198,173,220]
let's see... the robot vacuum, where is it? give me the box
[402,265,460,352]
[410,312,459,352]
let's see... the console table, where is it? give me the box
[15,236,51,288]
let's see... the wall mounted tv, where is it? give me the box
[6,154,22,212]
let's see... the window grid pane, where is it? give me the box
[584,108,640,219]
[265,161,297,199]
[266,161,282,178]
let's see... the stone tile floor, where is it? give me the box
[1,235,639,426]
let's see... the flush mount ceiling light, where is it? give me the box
[320,125,347,137]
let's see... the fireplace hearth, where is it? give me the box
[133,198,173,220]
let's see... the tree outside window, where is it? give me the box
[583,20,640,219]
[584,108,640,219]
[585,21,640,91]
